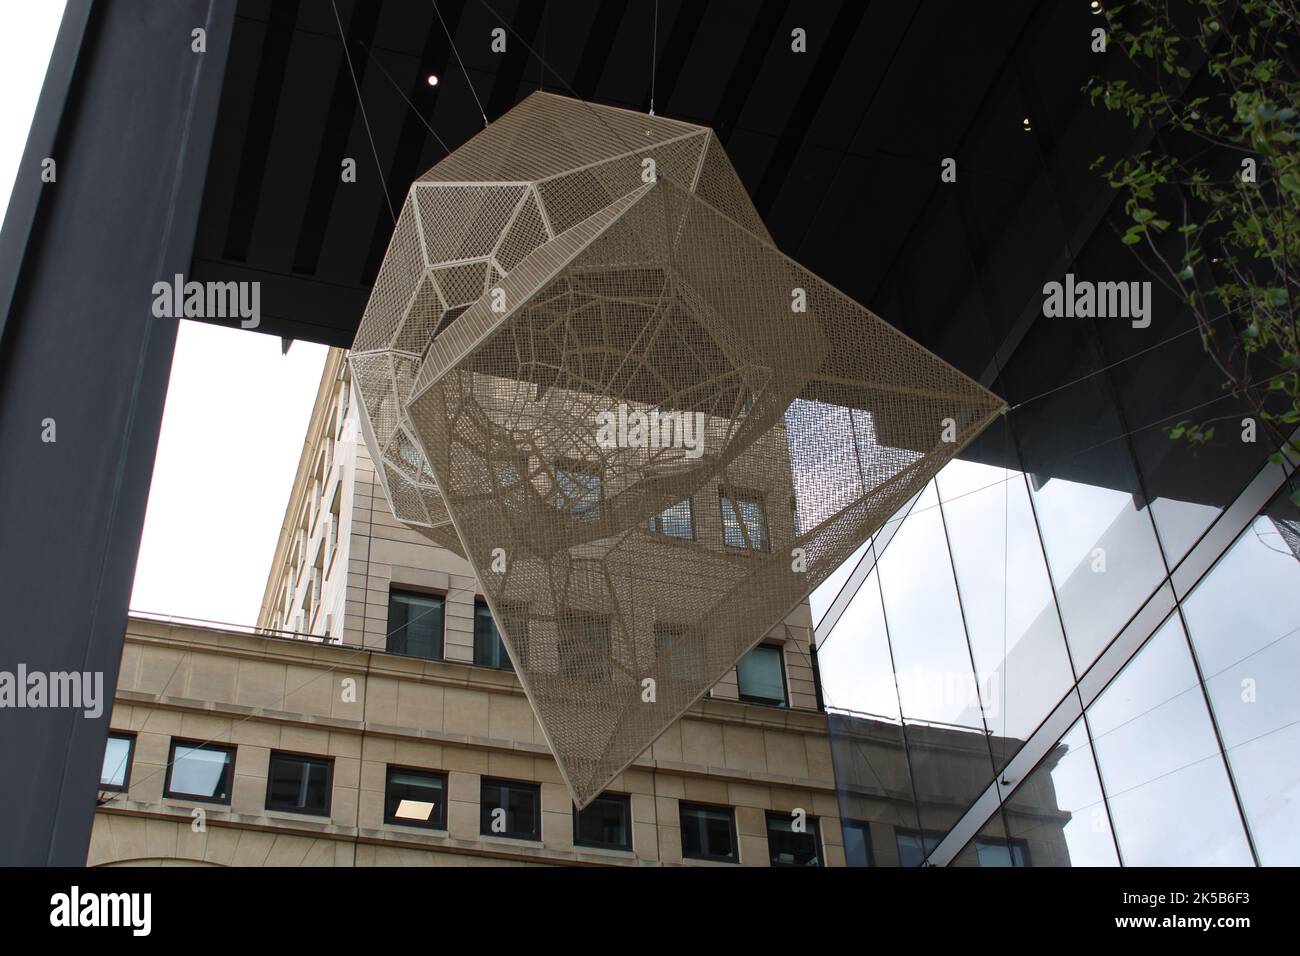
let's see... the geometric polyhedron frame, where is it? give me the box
[350,92,1004,808]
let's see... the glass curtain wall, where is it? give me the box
[816,454,1299,867]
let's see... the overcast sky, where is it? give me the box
[0,3,328,627]
[129,323,327,626]
[0,3,65,226]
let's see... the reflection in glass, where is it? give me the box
[1029,472,1167,673]
[1087,615,1253,865]
[574,794,632,851]
[766,812,822,866]
[842,819,873,866]
[1000,718,1119,866]
[896,829,942,868]
[816,559,899,720]
[876,482,995,836]
[167,743,234,803]
[100,734,133,790]
[877,483,983,729]
[938,460,1074,764]
[827,713,920,864]
[736,645,786,706]
[386,589,445,660]
[1182,488,1300,864]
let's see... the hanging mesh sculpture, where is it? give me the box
[350,92,1004,808]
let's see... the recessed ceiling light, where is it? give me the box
[426,75,439,87]
[1022,117,1032,131]
[1090,1,1103,13]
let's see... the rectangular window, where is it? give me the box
[646,498,694,539]
[842,819,873,867]
[766,811,822,866]
[473,600,513,670]
[266,752,333,815]
[554,460,602,519]
[384,767,448,829]
[558,610,611,682]
[164,740,235,805]
[480,778,541,840]
[895,829,943,867]
[720,488,768,551]
[680,803,738,863]
[573,794,632,851]
[974,837,1030,867]
[482,457,528,512]
[386,588,445,660]
[655,622,704,683]
[736,644,787,706]
[100,733,135,792]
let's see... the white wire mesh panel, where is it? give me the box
[350,92,1004,807]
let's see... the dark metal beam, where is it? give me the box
[0,0,234,865]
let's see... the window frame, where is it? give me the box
[99,731,136,793]
[654,621,704,683]
[679,801,740,864]
[894,827,945,867]
[479,777,542,841]
[383,765,449,830]
[163,738,236,806]
[841,818,874,867]
[572,792,634,852]
[736,642,789,707]
[552,457,603,519]
[557,609,612,683]
[473,598,514,671]
[646,497,696,541]
[264,750,335,817]
[719,486,770,552]
[973,835,1032,867]
[385,586,446,661]
[764,810,823,867]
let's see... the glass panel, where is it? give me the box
[100,735,132,789]
[1002,718,1119,866]
[574,794,631,850]
[647,498,694,539]
[816,559,899,720]
[386,590,444,660]
[554,462,601,517]
[473,602,512,670]
[1087,615,1253,865]
[895,830,942,868]
[1181,489,1300,864]
[938,458,1075,768]
[680,804,736,861]
[169,744,232,801]
[268,755,330,813]
[841,819,872,867]
[1004,310,1167,674]
[736,645,785,705]
[766,813,822,866]
[1028,471,1167,674]
[720,489,768,550]
[480,780,539,839]
[975,837,1027,867]
[654,622,704,683]
[876,482,995,837]
[809,538,871,629]
[386,769,446,828]
[950,812,1011,868]
[557,611,611,682]
[827,713,920,866]
[1090,237,1267,569]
